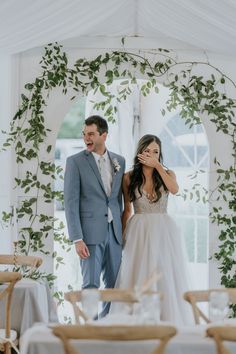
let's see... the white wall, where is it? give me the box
[0,54,19,253]
[1,45,235,283]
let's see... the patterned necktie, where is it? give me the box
[98,156,111,196]
[98,156,113,222]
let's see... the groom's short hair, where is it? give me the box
[85,115,108,135]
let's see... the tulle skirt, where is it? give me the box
[111,213,193,326]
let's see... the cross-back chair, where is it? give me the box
[52,324,177,354]
[0,254,43,268]
[206,326,236,354]
[0,271,22,354]
[64,288,140,323]
[183,289,236,324]
[0,254,43,276]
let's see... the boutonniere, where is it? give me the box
[112,158,121,173]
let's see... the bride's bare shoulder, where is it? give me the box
[124,170,132,179]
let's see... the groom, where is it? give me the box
[64,115,125,316]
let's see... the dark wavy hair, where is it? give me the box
[129,134,168,202]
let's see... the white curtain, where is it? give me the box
[117,84,136,171]
[1,0,236,55]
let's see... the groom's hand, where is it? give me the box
[75,240,90,259]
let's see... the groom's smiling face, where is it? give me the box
[83,123,107,154]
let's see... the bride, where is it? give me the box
[111,134,192,325]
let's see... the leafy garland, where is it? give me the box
[1,43,235,307]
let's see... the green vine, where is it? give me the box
[1,43,235,312]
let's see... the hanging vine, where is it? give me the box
[1,43,235,308]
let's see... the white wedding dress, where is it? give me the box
[111,188,193,326]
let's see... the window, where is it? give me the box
[159,113,209,266]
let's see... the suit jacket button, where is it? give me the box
[105,214,108,217]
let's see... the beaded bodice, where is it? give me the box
[133,188,168,214]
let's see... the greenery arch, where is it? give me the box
[1,43,235,310]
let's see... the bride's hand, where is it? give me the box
[138,153,160,169]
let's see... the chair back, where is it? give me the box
[0,271,22,354]
[206,326,236,354]
[0,254,43,276]
[0,254,43,268]
[53,324,177,354]
[64,288,139,323]
[183,289,236,324]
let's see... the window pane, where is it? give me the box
[160,110,209,269]
[160,129,192,168]
[166,113,194,135]
[57,97,85,139]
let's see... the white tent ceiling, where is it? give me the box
[1,0,236,55]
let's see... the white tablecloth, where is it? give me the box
[0,278,58,335]
[20,322,236,354]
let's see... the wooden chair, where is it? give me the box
[183,289,236,324]
[206,326,236,354]
[0,254,43,276]
[0,254,43,268]
[64,288,140,323]
[52,324,177,354]
[0,271,22,354]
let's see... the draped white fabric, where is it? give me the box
[1,0,236,55]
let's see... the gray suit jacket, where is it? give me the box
[64,149,125,245]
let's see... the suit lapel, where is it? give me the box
[108,151,119,194]
[85,151,106,194]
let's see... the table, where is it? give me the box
[20,322,236,354]
[0,278,58,335]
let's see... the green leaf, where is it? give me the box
[120,80,129,85]
[47,145,52,153]
[220,77,225,84]
[161,109,166,116]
